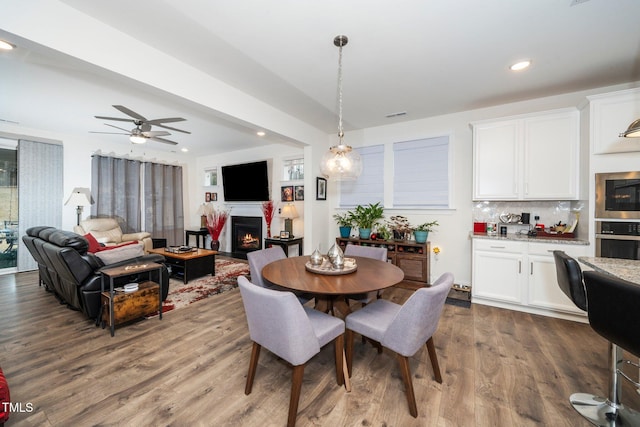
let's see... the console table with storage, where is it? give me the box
[335,237,430,289]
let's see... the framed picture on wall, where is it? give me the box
[316,177,327,200]
[281,186,294,202]
[205,192,211,202]
[211,192,218,201]
[294,185,304,201]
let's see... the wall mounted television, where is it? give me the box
[221,160,270,202]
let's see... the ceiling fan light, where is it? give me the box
[0,40,15,50]
[510,60,531,71]
[620,118,640,138]
[130,134,147,144]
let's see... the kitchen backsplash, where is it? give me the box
[473,200,588,239]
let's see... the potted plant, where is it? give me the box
[333,212,353,238]
[351,202,384,239]
[387,215,412,240]
[413,220,439,243]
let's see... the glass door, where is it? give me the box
[0,138,18,273]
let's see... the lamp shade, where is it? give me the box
[281,204,299,219]
[65,188,94,206]
[620,118,640,138]
[320,144,363,181]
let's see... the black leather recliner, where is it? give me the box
[22,226,169,320]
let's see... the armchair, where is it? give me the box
[74,217,152,252]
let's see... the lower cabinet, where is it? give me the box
[472,239,589,321]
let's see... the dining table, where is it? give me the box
[579,257,640,285]
[261,255,405,317]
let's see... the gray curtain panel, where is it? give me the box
[91,155,184,246]
[18,140,63,272]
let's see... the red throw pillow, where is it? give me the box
[98,240,139,252]
[0,367,10,423]
[83,233,102,253]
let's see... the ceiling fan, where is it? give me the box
[92,105,190,145]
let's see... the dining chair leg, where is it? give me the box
[334,334,345,386]
[342,351,351,393]
[397,354,418,418]
[245,342,261,395]
[346,329,355,377]
[288,364,305,427]
[426,337,442,383]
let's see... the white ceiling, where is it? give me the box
[1,0,640,156]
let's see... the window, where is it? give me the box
[339,145,384,207]
[393,136,449,208]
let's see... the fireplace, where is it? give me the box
[231,216,262,259]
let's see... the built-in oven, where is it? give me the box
[595,171,640,220]
[595,221,640,260]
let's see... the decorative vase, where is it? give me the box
[210,239,220,251]
[339,226,351,238]
[393,230,405,240]
[310,248,323,266]
[359,228,372,239]
[414,230,428,243]
[327,243,343,265]
[267,224,272,238]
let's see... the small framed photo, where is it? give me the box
[316,177,327,200]
[294,185,304,201]
[280,230,290,239]
[211,192,218,201]
[205,192,211,202]
[281,185,294,202]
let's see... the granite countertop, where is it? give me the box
[470,231,590,246]
[579,257,640,284]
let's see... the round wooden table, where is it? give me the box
[261,255,405,316]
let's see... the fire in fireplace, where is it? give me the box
[231,216,262,259]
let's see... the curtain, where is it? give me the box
[144,162,184,246]
[91,155,184,246]
[18,140,63,272]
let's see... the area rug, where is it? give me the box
[158,259,249,315]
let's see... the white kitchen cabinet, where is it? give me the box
[472,108,580,200]
[589,88,640,155]
[472,238,589,322]
[472,239,525,304]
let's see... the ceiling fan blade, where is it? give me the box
[143,130,171,137]
[149,136,178,145]
[113,105,147,121]
[95,115,134,123]
[146,117,186,124]
[104,123,132,132]
[153,123,191,134]
[89,131,129,135]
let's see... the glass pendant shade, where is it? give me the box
[320,144,362,181]
[620,118,640,138]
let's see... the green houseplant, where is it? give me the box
[333,212,353,238]
[351,202,384,239]
[413,220,438,243]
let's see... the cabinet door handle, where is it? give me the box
[519,260,521,274]
[490,245,506,249]
[530,262,533,275]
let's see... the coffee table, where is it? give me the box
[148,247,217,284]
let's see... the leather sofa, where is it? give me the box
[22,226,169,320]
[74,217,153,252]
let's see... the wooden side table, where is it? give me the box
[264,237,303,257]
[185,228,209,248]
[100,262,163,336]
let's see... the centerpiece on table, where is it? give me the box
[206,206,230,251]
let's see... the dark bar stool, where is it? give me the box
[575,270,640,426]
[553,250,587,311]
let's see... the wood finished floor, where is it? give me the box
[1,267,640,427]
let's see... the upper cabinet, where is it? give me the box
[589,88,640,155]
[472,108,581,201]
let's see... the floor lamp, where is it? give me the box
[65,188,94,226]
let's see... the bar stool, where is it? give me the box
[575,270,640,426]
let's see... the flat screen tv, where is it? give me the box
[221,160,270,202]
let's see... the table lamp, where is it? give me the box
[65,187,94,226]
[281,204,298,238]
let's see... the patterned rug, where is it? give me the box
[159,258,249,314]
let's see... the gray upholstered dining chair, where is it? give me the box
[237,276,347,427]
[247,246,311,304]
[345,272,454,418]
[344,244,388,305]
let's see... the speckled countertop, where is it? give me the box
[470,232,590,246]
[579,257,640,284]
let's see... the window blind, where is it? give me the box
[339,145,384,208]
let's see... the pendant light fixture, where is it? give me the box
[320,35,362,181]
[620,118,640,138]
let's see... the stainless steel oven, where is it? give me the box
[595,221,640,259]
[595,171,640,219]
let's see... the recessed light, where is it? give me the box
[181,147,189,152]
[510,60,531,71]
[256,131,266,137]
[0,40,15,51]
